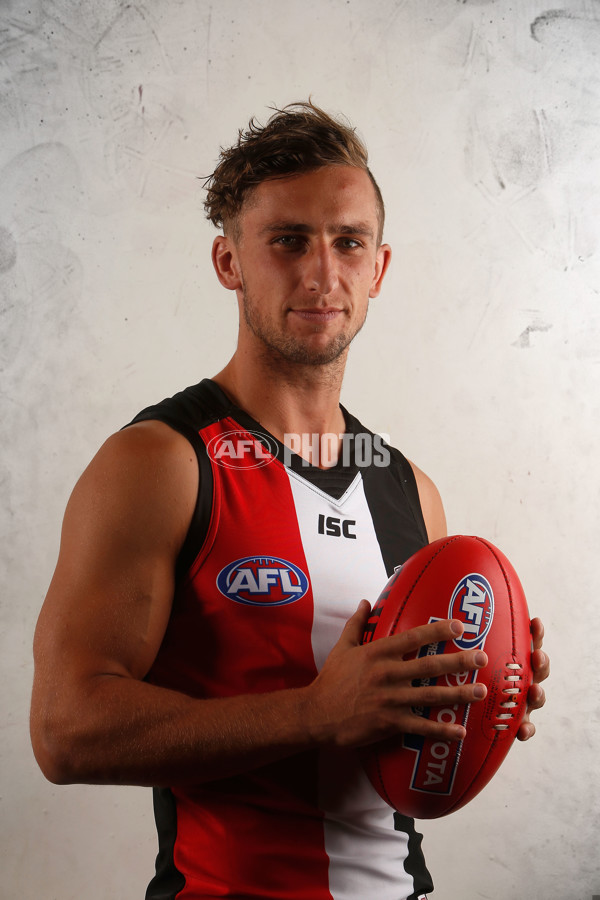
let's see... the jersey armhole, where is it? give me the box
[389,448,429,545]
[123,412,214,582]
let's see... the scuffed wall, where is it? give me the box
[1,1,598,897]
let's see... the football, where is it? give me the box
[360,535,533,818]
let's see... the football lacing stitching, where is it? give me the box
[493,663,524,730]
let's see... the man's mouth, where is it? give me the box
[290,308,343,323]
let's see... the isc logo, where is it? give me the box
[317,514,356,539]
[216,556,309,607]
[449,573,494,650]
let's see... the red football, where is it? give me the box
[361,535,532,818]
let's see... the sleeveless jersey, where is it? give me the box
[130,379,434,900]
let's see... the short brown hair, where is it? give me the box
[203,100,384,242]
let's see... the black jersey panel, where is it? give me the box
[145,787,186,900]
[359,441,428,577]
[394,812,435,898]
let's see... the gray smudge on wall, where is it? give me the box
[0,227,17,273]
[531,7,600,43]
[513,318,553,349]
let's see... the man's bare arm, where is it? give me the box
[410,460,447,542]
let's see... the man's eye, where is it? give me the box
[273,235,303,249]
[338,238,362,250]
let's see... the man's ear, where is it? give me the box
[212,235,242,290]
[369,243,392,298]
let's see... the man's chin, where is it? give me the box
[271,336,350,367]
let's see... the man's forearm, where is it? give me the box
[31,674,316,787]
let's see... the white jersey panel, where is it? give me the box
[319,749,415,900]
[285,469,417,900]
[285,469,388,671]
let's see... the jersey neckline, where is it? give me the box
[201,378,368,500]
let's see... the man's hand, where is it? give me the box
[517,617,549,741]
[304,599,488,749]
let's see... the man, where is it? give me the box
[31,102,548,900]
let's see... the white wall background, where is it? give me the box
[1,0,598,897]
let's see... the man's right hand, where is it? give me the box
[304,599,488,749]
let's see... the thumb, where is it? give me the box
[340,599,372,647]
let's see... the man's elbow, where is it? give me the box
[30,700,93,785]
[30,722,72,785]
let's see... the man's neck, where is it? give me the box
[213,353,348,466]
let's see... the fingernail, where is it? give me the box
[473,684,486,699]
[475,651,487,667]
[450,620,463,635]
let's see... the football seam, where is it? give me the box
[443,731,502,816]
[374,756,396,810]
[388,535,462,636]
[473,536,517,655]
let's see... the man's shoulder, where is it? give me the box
[128,378,232,435]
[90,420,198,493]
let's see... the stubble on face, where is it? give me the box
[240,277,369,375]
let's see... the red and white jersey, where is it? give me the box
[131,380,433,900]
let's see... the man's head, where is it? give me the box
[204,100,385,244]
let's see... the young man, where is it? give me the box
[31,102,548,900]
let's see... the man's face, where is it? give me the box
[216,166,391,368]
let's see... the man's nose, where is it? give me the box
[302,244,339,295]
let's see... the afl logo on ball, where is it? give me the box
[449,574,494,650]
[217,556,309,607]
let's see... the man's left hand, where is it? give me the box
[517,617,549,741]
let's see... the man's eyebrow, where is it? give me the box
[260,221,375,238]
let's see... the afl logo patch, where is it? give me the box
[217,556,309,607]
[449,574,494,649]
[206,429,277,470]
